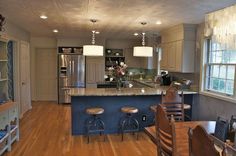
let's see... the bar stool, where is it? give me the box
[120,106,139,141]
[85,107,105,143]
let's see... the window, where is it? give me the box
[204,39,236,96]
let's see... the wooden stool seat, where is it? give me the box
[121,106,138,114]
[86,107,104,115]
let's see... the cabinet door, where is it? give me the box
[175,40,183,72]
[160,44,168,69]
[86,62,96,83]
[167,42,176,71]
[95,62,105,82]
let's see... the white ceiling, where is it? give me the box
[0,0,236,39]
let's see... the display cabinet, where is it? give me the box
[105,49,125,82]
[0,37,8,102]
[0,101,19,155]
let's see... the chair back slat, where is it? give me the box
[161,87,185,121]
[156,105,176,156]
[188,125,220,156]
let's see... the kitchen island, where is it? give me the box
[69,87,197,135]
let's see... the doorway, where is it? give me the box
[35,48,57,101]
[19,41,31,115]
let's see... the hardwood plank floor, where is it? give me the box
[4,101,156,156]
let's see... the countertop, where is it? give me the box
[134,79,199,92]
[69,87,197,96]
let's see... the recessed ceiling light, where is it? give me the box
[134,33,139,36]
[53,29,58,33]
[95,31,100,34]
[156,21,162,25]
[40,15,48,19]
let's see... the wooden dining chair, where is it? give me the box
[155,105,177,156]
[188,125,220,156]
[161,87,185,121]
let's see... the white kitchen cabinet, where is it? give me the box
[160,42,176,72]
[160,43,168,69]
[160,24,196,73]
[167,42,176,71]
[86,57,105,88]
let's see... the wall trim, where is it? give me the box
[200,91,236,104]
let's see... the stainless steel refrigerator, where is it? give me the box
[58,54,85,103]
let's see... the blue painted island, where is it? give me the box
[69,87,197,135]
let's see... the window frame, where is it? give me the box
[200,38,236,102]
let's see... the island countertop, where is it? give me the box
[69,87,197,96]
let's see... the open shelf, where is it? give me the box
[0,60,8,62]
[0,101,15,113]
[0,79,8,82]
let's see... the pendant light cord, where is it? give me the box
[142,32,146,46]
[140,22,147,46]
[92,30,95,45]
[90,19,97,45]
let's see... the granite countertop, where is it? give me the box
[69,87,197,96]
[134,79,199,92]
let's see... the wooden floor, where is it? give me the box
[4,101,156,156]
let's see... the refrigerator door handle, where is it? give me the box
[72,60,75,73]
[69,60,72,76]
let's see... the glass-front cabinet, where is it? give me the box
[0,37,8,103]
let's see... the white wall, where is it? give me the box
[106,38,147,68]
[105,39,139,49]
[57,37,105,47]
[192,23,236,121]
[30,37,57,100]
[2,19,31,117]
[4,19,30,42]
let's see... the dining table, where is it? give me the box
[144,121,236,156]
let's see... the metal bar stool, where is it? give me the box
[85,107,105,143]
[120,106,139,141]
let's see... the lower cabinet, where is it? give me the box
[86,57,105,88]
[0,101,19,155]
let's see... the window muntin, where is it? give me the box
[205,39,236,96]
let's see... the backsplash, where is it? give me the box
[168,72,199,91]
[127,67,156,80]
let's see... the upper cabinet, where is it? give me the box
[160,24,196,73]
[86,57,105,88]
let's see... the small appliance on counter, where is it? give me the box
[171,79,192,90]
[160,71,171,86]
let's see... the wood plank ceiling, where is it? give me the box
[0,0,236,39]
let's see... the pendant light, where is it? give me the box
[83,19,104,56]
[133,22,153,57]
